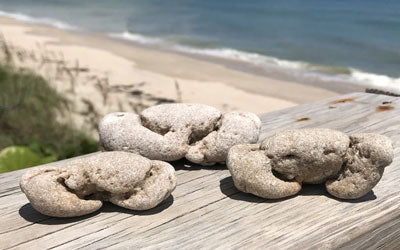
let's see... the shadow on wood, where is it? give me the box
[18,195,174,225]
[219,176,376,203]
[171,159,227,172]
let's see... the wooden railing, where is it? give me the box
[1,92,399,249]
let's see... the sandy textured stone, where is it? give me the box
[326,133,394,199]
[99,103,261,165]
[20,152,177,217]
[227,144,302,199]
[227,129,393,200]
[261,128,350,184]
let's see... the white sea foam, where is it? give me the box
[174,45,309,69]
[0,9,76,30]
[109,31,161,45]
[349,69,400,94]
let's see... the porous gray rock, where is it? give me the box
[20,152,177,217]
[227,128,393,200]
[261,129,350,184]
[99,103,261,166]
[227,144,301,199]
[325,133,393,199]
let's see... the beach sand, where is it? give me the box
[0,16,343,136]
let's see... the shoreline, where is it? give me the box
[83,33,360,102]
[0,16,346,102]
[102,33,363,95]
[0,16,350,136]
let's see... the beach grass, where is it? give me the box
[0,62,98,172]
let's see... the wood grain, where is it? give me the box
[1,92,399,249]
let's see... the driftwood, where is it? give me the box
[0,92,399,249]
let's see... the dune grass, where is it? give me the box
[0,63,98,173]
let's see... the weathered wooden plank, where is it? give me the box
[259,92,399,139]
[0,92,399,249]
[0,166,230,249]
[340,215,400,250]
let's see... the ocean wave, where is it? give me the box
[349,69,400,93]
[109,31,162,45]
[0,9,76,30]
[174,45,289,67]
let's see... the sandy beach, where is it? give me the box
[0,16,342,136]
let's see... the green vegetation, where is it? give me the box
[0,146,56,173]
[0,63,98,173]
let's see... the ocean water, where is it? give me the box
[0,0,399,92]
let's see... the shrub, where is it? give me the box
[0,63,98,172]
[0,146,56,174]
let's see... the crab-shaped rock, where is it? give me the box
[20,152,176,217]
[227,128,393,199]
